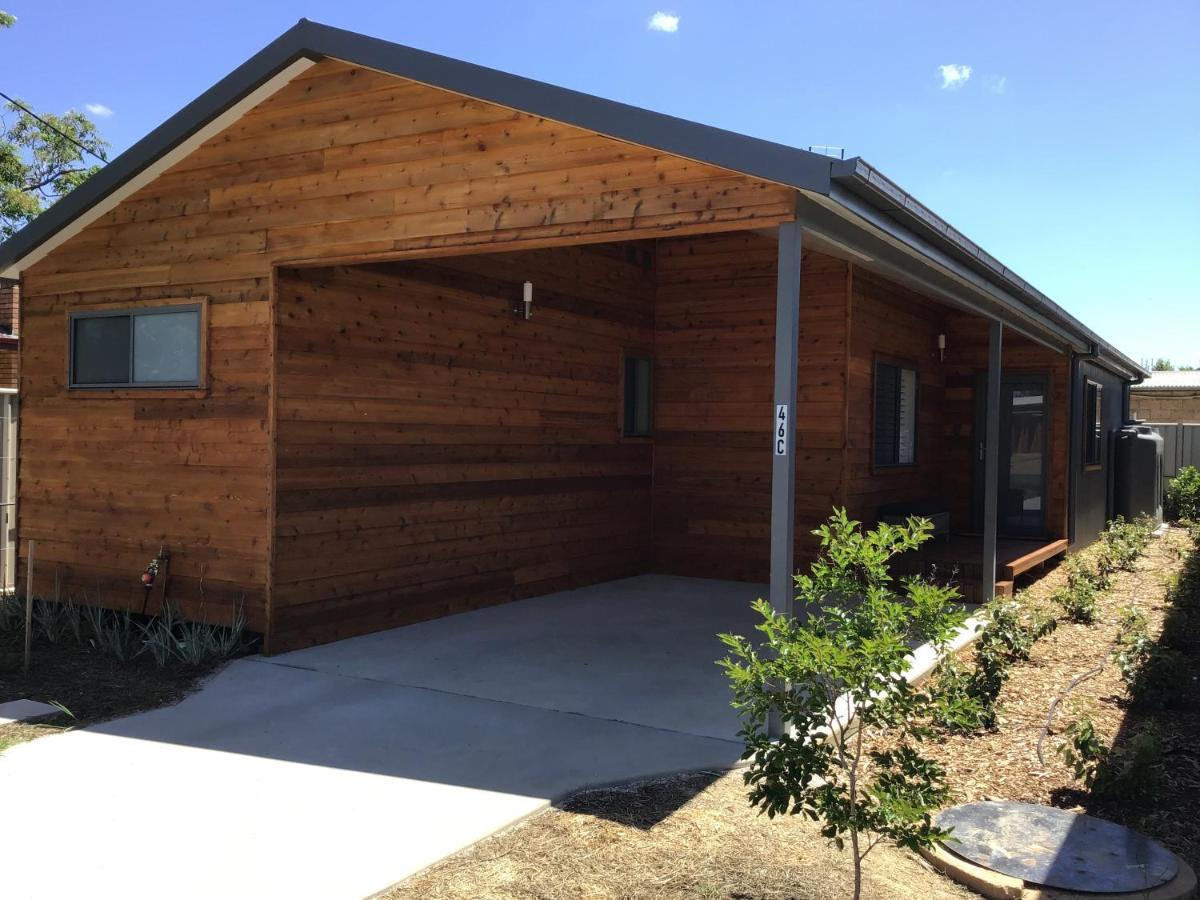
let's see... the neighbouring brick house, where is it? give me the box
[0,283,16,390]
[1131,371,1200,423]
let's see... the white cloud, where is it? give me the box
[648,11,680,32]
[990,75,1008,95]
[84,103,114,118]
[937,63,972,89]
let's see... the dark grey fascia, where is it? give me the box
[0,18,835,273]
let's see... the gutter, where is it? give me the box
[830,158,1148,382]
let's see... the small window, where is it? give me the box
[622,353,652,437]
[874,361,918,467]
[1084,380,1103,466]
[70,304,202,389]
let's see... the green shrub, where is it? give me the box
[720,510,966,900]
[1058,714,1105,788]
[1060,717,1161,803]
[1166,466,1200,522]
[1099,515,1154,572]
[1053,557,1100,624]
[930,597,1055,734]
[3,588,249,670]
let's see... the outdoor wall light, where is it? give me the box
[938,333,947,361]
[521,281,533,320]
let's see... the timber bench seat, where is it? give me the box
[999,538,1069,581]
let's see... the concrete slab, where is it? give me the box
[0,576,754,900]
[266,574,766,742]
[0,698,61,725]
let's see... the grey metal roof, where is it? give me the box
[1131,371,1200,390]
[0,18,1148,380]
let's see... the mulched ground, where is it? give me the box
[870,526,1200,869]
[0,638,215,752]
[386,526,1199,899]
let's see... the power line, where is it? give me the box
[0,90,108,164]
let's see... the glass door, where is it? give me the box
[973,375,1049,537]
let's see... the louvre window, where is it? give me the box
[874,361,918,467]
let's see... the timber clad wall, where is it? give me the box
[843,268,946,523]
[15,58,793,637]
[272,246,656,649]
[14,54,1079,650]
[652,235,847,580]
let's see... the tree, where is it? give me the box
[0,10,108,238]
[719,510,967,900]
[1151,358,1176,371]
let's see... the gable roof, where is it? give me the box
[0,18,1146,380]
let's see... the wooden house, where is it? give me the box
[0,21,1146,651]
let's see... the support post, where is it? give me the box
[768,221,802,737]
[981,321,1003,604]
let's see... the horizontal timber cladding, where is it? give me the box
[651,233,850,582]
[843,266,949,524]
[15,56,795,641]
[270,243,658,650]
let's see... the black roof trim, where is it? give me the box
[0,19,834,272]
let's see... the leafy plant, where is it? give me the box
[1099,515,1154,572]
[1060,715,1161,803]
[1058,714,1104,788]
[719,510,967,900]
[137,600,249,667]
[82,605,141,662]
[930,596,1055,733]
[1166,466,1200,523]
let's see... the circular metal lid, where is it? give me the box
[936,801,1178,893]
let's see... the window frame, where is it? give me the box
[1083,379,1103,468]
[872,356,920,471]
[619,350,653,439]
[67,298,207,392]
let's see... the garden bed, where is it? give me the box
[385,525,1198,899]
[0,598,252,753]
[0,638,216,752]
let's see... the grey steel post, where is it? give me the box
[767,221,801,738]
[770,221,802,620]
[981,321,1003,604]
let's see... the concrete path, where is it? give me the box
[0,575,761,900]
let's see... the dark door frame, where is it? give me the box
[972,371,1051,538]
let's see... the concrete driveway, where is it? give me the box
[0,575,761,900]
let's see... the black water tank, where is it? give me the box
[1113,425,1164,523]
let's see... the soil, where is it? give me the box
[0,637,214,752]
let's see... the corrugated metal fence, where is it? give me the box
[1146,422,1200,497]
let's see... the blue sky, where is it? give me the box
[4,0,1197,365]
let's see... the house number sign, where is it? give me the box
[774,404,789,456]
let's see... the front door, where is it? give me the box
[973,374,1049,537]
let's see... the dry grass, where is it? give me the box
[387,527,1199,899]
[384,770,976,900]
